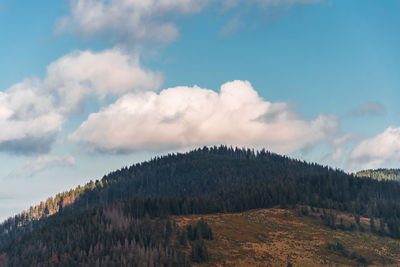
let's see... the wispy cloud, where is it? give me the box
[350,102,385,117]
[56,0,209,44]
[57,0,323,44]
[220,17,242,36]
[253,0,321,8]
[10,154,76,178]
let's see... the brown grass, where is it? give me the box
[174,208,400,266]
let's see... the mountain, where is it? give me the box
[2,146,400,265]
[5,206,400,266]
[356,169,400,182]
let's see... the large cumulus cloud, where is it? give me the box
[70,80,338,153]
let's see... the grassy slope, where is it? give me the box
[176,208,400,266]
[356,169,400,181]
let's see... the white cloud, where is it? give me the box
[44,48,163,113]
[0,79,63,155]
[0,48,161,154]
[57,0,209,43]
[1,0,323,158]
[57,0,322,44]
[348,126,400,171]
[70,80,338,153]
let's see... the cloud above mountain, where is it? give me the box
[348,126,400,171]
[70,80,338,154]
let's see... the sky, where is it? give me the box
[0,0,399,221]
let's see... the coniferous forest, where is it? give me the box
[1,146,400,265]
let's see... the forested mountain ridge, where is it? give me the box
[0,146,342,245]
[356,169,400,182]
[3,146,400,265]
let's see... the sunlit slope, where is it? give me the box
[356,169,400,182]
[176,208,400,266]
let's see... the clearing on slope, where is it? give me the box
[175,208,400,266]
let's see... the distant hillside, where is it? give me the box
[3,146,400,265]
[356,169,400,181]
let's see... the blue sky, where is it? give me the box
[0,0,399,220]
